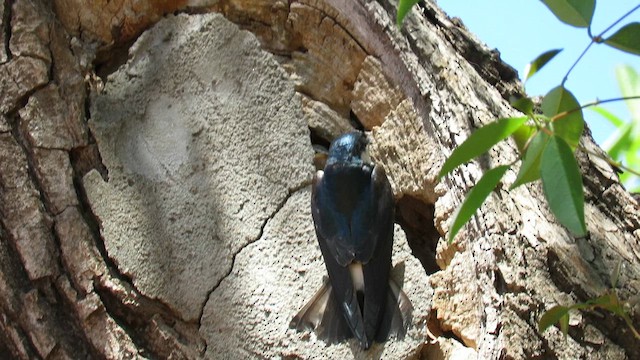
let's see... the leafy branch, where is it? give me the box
[539,291,640,340]
[397,0,640,341]
[562,3,640,83]
[592,65,640,191]
[579,145,640,178]
[539,262,640,340]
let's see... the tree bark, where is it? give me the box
[0,0,638,359]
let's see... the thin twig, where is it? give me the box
[563,4,640,83]
[551,95,640,122]
[579,145,640,177]
[596,4,640,40]
[562,41,593,85]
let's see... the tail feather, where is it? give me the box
[290,279,332,331]
[318,289,352,344]
[386,277,413,339]
[290,280,352,344]
[291,272,413,346]
[372,276,413,343]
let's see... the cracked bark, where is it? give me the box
[0,0,638,359]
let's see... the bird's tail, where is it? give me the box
[376,276,413,342]
[290,276,413,345]
[290,278,352,344]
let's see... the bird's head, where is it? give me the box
[326,131,371,167]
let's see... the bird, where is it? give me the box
[291,131,412,349]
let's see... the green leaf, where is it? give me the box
[524,49,562,82]
[587,293,615,307]
[559,309,570,337]
[540,136,587,236]
[511,131,550,189]
[587,293,626,316]
[569,301,591,311]
[512,124,537,153]
[605,23,640,56]
[591,106,625,128]
[438,117,527,178]
[510,96,535,116]
[541,0,595,28]
[591,102,636,161]
[542,86,584,148]
[606,122,633,160]
[448,165,509,242]
[615,65,640,118]
[539,305,570,333]
[397,0,420,26]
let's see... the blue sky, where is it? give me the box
[438,0,640,145]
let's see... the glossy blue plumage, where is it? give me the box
[298,131,404,349]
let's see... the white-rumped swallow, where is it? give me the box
[291,131,412,349]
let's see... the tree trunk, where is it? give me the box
[1,0,638,359]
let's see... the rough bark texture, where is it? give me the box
[0,1,638,359]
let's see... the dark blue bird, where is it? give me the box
[291,131,412,349]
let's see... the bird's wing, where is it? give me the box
[304,166,411,347]
[311,170,369,348]
[349,164,393,263]
[311,170,354,266]
[361,164,396,342]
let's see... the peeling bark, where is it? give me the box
[0,0,638,359]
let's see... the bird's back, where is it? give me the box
[319,163,376,264]
[323,164,372,215]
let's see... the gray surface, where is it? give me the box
[201,188,430,359]
[85,13,314,322]
[84,12,429,357]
